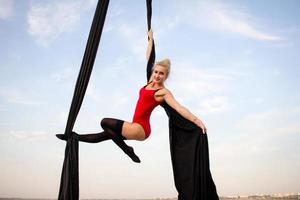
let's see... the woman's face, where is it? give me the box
[151,65,168,84]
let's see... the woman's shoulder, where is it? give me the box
[159,87,169,92]
[155,87,172,96]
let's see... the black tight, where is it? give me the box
[56,118,140,163]
[101,118,126,140]
[76,118,124,143]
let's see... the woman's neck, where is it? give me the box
[149,81,164,88]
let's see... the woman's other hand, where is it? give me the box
[194,118,207,134]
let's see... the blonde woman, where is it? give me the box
[56,30,207,163]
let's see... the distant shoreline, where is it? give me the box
[1,194,300,200]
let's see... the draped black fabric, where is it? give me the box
[57,0,110,199]
[145,1,219,199]
[160,102,219,200]
[58,133,79,200]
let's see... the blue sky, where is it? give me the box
[0,0,300,199]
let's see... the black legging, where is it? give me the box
[77,118,125,143]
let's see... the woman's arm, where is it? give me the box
[163,89,207,134]
[146,29,153,61]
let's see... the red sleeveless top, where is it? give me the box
[132,84,162,139]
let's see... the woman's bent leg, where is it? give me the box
[100,118,140,163]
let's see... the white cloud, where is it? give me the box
[169,63,238,99]
[154,14,181,38]
[0,88,41,106]
[163,61,256,116]
[117,23,146,60]
[237,107,300,138]
[27,0,94,46]
[85,81,130,111]
[198,96,230,115]
[179,1,282,41]
[0,0,13,20]
[50,67,76,82]
[100,2,124,33]
[103,24,114,33]
[254,97,265,104]
[276,125,300,136]
[0,130,51,141]
[57,111,68,124]
[212,107,300,175]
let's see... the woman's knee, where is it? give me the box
[100,118,124,134]
[100,118,112,130]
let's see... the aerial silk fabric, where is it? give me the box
[145,2,219,199]
[57,0,110,199]
[161,102,220,200]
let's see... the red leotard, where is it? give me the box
[132,84,162,139]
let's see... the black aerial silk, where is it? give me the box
[160,102,220,200]
[57,0,110,199]
[57,0,219,199]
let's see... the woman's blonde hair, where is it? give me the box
[154,58,171,79]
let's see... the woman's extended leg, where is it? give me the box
[56,131,110,143]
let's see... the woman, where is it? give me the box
[56,29,207,163]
